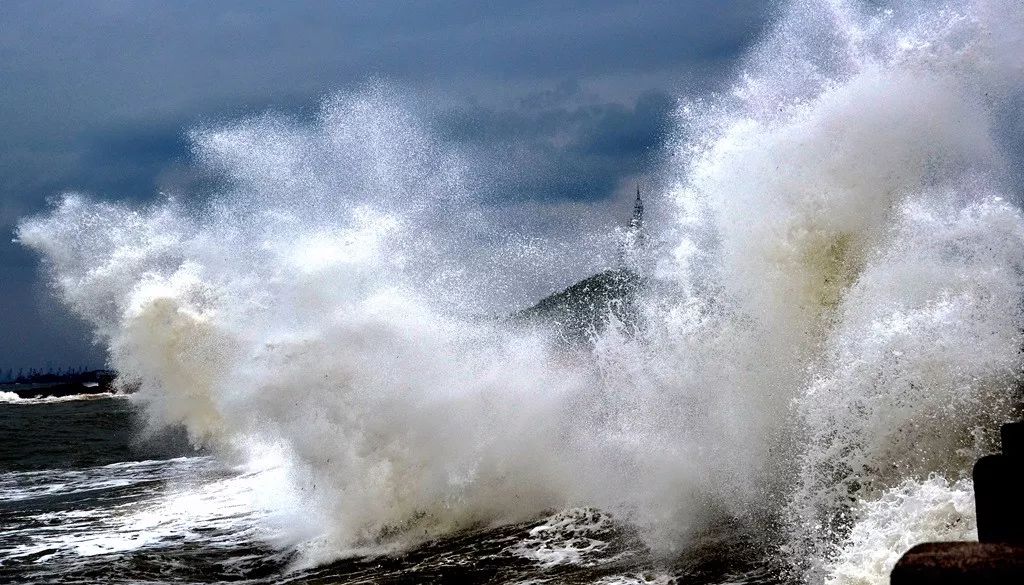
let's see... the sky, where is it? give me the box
[0,1,775,370]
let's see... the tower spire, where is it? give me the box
[619,183,646,270]
[630,183,643,232]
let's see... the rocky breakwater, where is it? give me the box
[0,370,117,399]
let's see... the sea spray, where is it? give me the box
[18,90,629,562]
[16,0,1024,582]
[670,0,1024,579]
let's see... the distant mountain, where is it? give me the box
[512,268,642,343]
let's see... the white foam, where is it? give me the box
[0,391,123,405]
[510,508,615,568]
[825,476,977,585]
[0,455,289,564]
[591,574,676,585]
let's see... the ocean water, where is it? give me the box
[6,0,1024,583]
[0,395,782,583]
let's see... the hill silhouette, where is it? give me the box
[512,268,642,343]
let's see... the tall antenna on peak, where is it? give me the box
[629,183,644,232]
[619,183,647,270]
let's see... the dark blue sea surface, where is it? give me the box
[0,396,784,584]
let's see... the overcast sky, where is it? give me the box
[0,1,775,369]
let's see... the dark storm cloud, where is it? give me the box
[0,0,774,366]
[436,89,675,202]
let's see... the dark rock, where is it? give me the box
[1002,422,1024,457]
[890,542,1024,584]
[974,454,1024,544]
